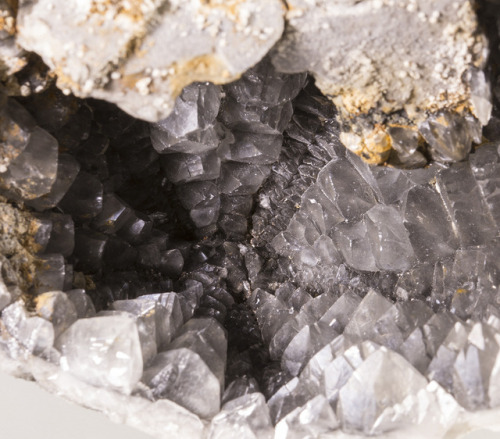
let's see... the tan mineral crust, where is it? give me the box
[15,0,286,121]
[0,197,39,295]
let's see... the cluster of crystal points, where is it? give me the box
[0,54,500,439]
[150,60,306,239]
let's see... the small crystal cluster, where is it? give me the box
[151,61,306,239]
[1,24,500,439]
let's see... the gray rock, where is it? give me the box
[272,0,487,164]
[17,0,285,121]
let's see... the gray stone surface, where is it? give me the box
[274,0,484,118]
[16,0,285,121]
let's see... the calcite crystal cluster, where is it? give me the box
[1,0,500,438]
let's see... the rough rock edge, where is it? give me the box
[14,0,287,121]
[273,0,489,164]
[0,196,41,297]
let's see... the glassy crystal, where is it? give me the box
[152,83,221,142]
[209,393,273,439]
[35,291,78,338]
[404,185,458,262]
[66,289,96,318]
[73,229,108,273]
[469,68,493,126]
[419,111,474,163]
[59,171,103,221]
[91,193,132,234]
[337,348,428,435]
[167,317,227,389]
[436,163,496,247]
[142,348,221,418]
[343,290,392,343]
[469,143,500,227]
[56,315,143,394]
[161,151,221,184]
[136,293,184,347]
[2,300,55,355]
[365,205,415,271]
[27,153,80,211]
[0,126,58,200]
[275,395,339,439]
[44,213,75,257]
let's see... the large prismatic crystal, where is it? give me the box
[1,1,500,438]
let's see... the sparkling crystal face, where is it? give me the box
[1,4,500,438]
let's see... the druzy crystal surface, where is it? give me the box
[1,3,500,438]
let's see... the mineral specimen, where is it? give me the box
[0,2,500,439]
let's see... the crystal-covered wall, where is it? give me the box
[1,1,500,438]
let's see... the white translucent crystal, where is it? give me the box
[1,300,54,355]
[56,315,143,394]
[128,399,205,439]
[334,220,377,272]
[153,83,222,139]
[337,348,429,435]
[250,289,293,345]
[365,205,415,271]
[208,393,273,439]
[270,292,335,361]
[282,323,338,376]
[98,309,157,367]
[323,355,355,407]
[436,163,496,247]
[404,185,458,263]
[374,380,462,435]
[470,68,493,126]
[343,290,392,343]
[275,394,339,439]
[470,144,500,227]
[0,126,59,200]
[0,273,12,311]
[317,157,377,222]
